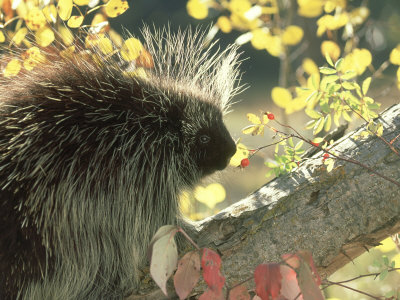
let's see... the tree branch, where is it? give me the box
[136,104,400,298]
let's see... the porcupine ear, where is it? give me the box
[140,25,243,114]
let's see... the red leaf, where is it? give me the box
[199,288,225,300]
[254,263,282,300]
[202,248,225,292]
[281,253,300,269]
[229,284,250,300]
[297,251,322,285]
[174,250,201,300]
[296,252,324,300]
[280,265,302,300]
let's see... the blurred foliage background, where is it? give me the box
[116,1,400,298]
[1,0,400,298]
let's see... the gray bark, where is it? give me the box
[134,104,400,298]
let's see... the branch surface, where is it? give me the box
[136,104,400,298]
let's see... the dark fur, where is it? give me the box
[0,28,239,299]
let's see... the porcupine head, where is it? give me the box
[0,26,241,299]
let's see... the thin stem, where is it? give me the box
[327,268,400,285]
[263,120,400,187]
[178,227,200,250]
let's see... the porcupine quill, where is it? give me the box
[0,26,242,299]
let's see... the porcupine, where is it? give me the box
[0,26,241,299]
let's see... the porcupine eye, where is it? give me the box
[199,134,211,144]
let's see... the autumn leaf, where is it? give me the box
[254,263,282,300]
[202,248,225,293]
[149,225,179,296]
[282,25,304,46]
[105,0,129,18]
[174,250,201,300]
[187,0,209,20]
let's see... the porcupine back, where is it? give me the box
[0,27,240,299]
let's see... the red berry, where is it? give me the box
[323,153,329,160]
[266,113,275,120]
[311,142,319,147]
[240,158,250,168]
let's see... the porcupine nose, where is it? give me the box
[217,135,237,171]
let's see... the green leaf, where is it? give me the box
[313,117,324,135]
[379,269,388,281]
[341,70,357,80]
[334,110,341,127]
[320,67,337,74]
[342,81,356,90]
[305,90,318,103]
[362,77,372,95]
[324,74,339,84]
[343,110,353,122]
[305,119,317,129]
[383,256,389,266]
[324,114,332,132]
[367,102,380,110]
[311,73,319,89]
[326,158,334,172]
[325,53,334,67]
[305,109,322,119]
[376,123,383,136]
[295,141,304,150]
[288,137,294,148]
[334,58,344,71]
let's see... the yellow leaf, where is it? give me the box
[397,67,400,90]
[302,58,319,75]
[35,27,55,47]
[4,59,22,77]
[242,124,259,135]
[324,0,346,13]
[321,40,341,61]
[230,13,260,31]
[58,0,73,21]
[297,0,324,18]
[341,48,372,75]
[272,87,292,109]
[98,37,113,55]
[67,15,84,28]
[350,7,369,25]
[58,25,74,46]
[265,35,283,57]
[25,7,47,30]
[186,0,208,20]
[229,0,252,15]
[105,0,129,18]
[42,4,58,23]
[22,46,46,71]
[246,113,261,124]
[74,0,90,5]
[285,97,307,114]
[0,31,5,43]
[230,143,249,167]
[60,45,76,58]
[12,27,28,46]
[282,25,304,46]
[217,16,232,33]
[250,28,269,50]
[317,13,348,36]
[194,183,226,209]
[120,37,143,61]
[390,45,400,65]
